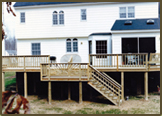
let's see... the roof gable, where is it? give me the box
[111,18,160,31]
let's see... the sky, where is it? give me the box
[2,2,16,40]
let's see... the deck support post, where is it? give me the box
[79,82,82,104]
[24,72,27,98]
[48,81,52,104]
[68,83,71,100]
[121,72,124,101]
[2,72,5,92]
[144,72,148,100]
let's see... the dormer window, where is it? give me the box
[147,19,154,24]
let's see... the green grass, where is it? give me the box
[63,110,72,114]
[4,72,16,90]
[129,96,144,100]
[45,107,63,112]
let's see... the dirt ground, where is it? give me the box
[14,94,160,114]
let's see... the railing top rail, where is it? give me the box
[89,53,148,56]
[40,63,89,65]
[2,55,50,57]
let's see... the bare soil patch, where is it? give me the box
[23,94,160,114]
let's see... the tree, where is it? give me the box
[2,2,16,41]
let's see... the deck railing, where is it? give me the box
[2,55,50,69]
[89,53,148,69]
[40,63,89,80]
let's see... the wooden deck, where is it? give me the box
[2,53,160,105]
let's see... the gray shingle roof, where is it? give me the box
[14,2,84,7]
[111,18,160,31]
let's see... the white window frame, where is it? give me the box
[31,43,41,55]
[81,9,87,21]
[66,38,78,53]
[119,6,135,18]
[20,12,25,23]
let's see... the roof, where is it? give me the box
[14,2,84,7]
[89,33,112,36]
[111,18,160,31]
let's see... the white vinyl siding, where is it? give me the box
[15,2,159,39]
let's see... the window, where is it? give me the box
[128,7,135,18]
[53,11,58,25]
[32,43,41,55]
[73,38,78,52]
[20,12,25,23]
[119,7,126,18]
[96,41,107,54]
[66,38,78,52]
[66,39,71,52]
[119,7,135,18]
[81,9,86,20]
[59,11,64,24]
[53,10,64,25]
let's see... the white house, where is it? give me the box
[13,2,160,63]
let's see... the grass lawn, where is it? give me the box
[4,72,16,90]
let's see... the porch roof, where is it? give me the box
[111,18,160,31]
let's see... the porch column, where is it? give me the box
[68,83,71,100]
[24,72,28,98]
[48,81,52,104]
[79,82,82,104]
[2,72,5,91]
[144,72,148,100]
[121,72,124,101]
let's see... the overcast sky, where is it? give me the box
[2,2,16,40]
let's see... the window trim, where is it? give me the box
[66,38,78,53]
[20,12,25,23]
[119,6,135,19]
[81,9,87,21]
[31,43,41,55]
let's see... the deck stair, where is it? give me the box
[88,65,122,106]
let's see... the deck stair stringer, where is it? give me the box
[88,65,122,106]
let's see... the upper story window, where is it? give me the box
[81,9,86,20]
[53,10,64,25]
[119,6,135,18]
[66,38,78,52]
[32,43,41,55]
[20,12,25,23]
[53,11,58,25]
[59,11,64,25]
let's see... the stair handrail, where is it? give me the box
[89,65,122,98]
[89,65,121,88]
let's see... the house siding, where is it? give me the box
[15,2,159,39]
[17,38,89,63]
